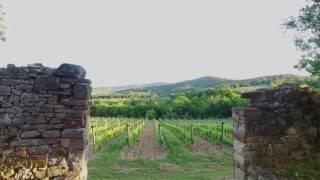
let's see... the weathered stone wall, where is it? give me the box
[233,85,320,180]
[0,64,91,179]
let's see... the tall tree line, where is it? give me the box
[90,87,248,119]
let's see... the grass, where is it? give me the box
[88,121,234,180]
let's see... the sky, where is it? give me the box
[0,0,307,87]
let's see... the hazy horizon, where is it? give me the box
[0,0,308,87]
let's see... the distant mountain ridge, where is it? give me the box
[143,76,230,95]
[95,74,306,96]
[108,82,170,91]
[137,74,305,96]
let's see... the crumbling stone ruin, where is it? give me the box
[0,64,91,179]
[233,85,320,180]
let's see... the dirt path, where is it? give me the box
[191,136,232,155]
[121,121,166,160]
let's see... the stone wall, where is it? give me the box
[233,85,320,180]
[0,64,91,180]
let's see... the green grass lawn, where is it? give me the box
[88,123,234,180]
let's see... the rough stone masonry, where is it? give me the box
[233,85,320,180]
[0,64,92,180]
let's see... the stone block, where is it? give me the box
[0,86,10,95]
[15,147,27,158]
[55,113,66,118]
[6,64,29,78]
[54,108,68,113]
[11,139,41,146]
[34,75,60,91]
[0,114,12,125]
[286,127,297,135]
[55,63,86,79]
[62,128,85,138]
[76,78,92,84]
[62,99,90,106]
[60,84,71,89]
[16,84,33,91]
[61,138,86,149]
[40,107,54,113]
[21,130,41,138]
[21,93,39,103]
[234,139,246,155]
[73,105,90,110]
[41,139,60,145]
[12,117,27,126]
[36,124,57,131]
[64,120,86,128]
[42,130,60,138]
[232,107,260,122]
[0,79,18,86]
[65,112,85,119]
[27,145,51,155]
[73,83,92,100]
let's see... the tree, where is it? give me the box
[146,109,156,120]
[284,1,320,77]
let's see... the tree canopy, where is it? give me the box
[284,0,320,77]
[90,87,249,119]
[0,2,5,40]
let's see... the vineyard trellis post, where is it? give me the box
[158,123,162,145]
[126,124,130,146]
[220,122,224,145]
[91,125,96,153]
[190,124,193,144]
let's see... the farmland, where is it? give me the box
[88,118,234,180]
[86,75,320,180]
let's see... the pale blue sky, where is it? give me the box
[0,0,307,87]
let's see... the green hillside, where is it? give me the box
[93,74,318,97]
[144,76,229,96]
[141,74,310,96]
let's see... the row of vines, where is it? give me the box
[89,117,233,154]
[89,117,145,152]
[159,120,233,146]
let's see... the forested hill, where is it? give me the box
[138,74,307,96]
[105,82,170,91]
[94,74,313,97]
[143,76,229,96]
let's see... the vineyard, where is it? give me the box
[89,117,145,152]
[88,118,234,180]
[161,120,233,146]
